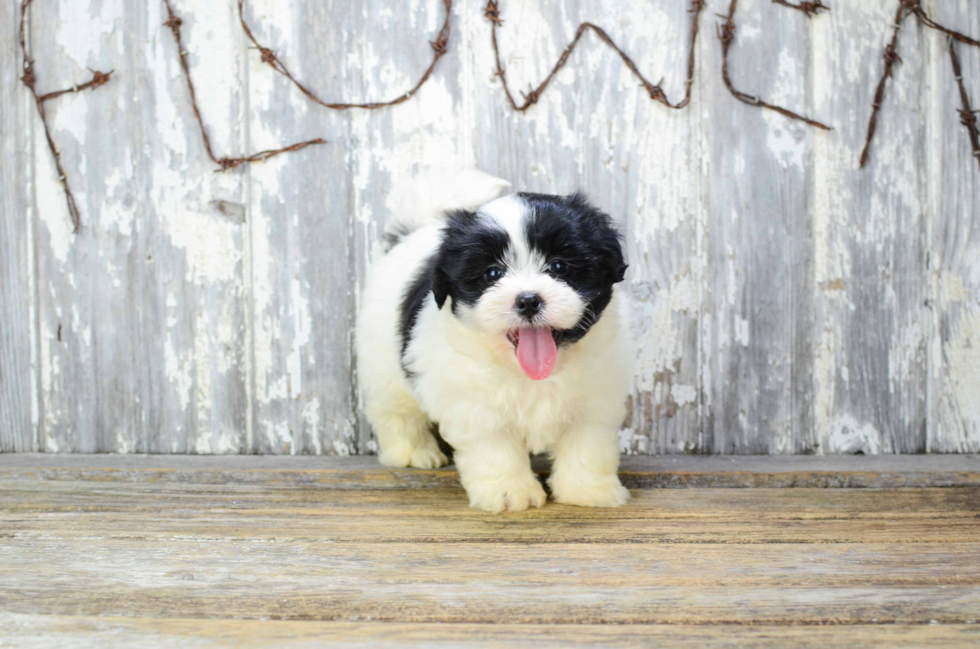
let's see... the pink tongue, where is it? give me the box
[516,328,557,380]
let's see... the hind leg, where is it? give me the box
[366,393,447,469]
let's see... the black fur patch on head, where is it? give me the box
[431,210,511,312]
[520,191,627,345]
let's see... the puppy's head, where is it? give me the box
[431,192,627,380]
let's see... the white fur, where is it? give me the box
[357,172,631,513]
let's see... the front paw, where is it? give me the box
[464,474,547,513]
[378,438,448,469]
[550,471,630,508]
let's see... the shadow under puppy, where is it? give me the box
[357,171,631,512]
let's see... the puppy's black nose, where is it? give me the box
[515,293,543,318]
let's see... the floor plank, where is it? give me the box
[1,456,979,645]
[1,614,979,649]
[3,481,977,543]
[2,539,980,623]
[2,454,979,488]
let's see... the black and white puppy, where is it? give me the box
[357,171,631,512]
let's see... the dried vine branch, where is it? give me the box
[860,0,979,169]
[485,0,705,112]
[718,0,831,130]
[237,0,452,110]
[859,1,906,169]
[38,69,113,103]
[948,40,980,171]
[905,0,980,48]
[162,0,325,171]
[19,0,115,232]
[772,0,828,18]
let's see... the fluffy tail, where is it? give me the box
[384,169,510,247]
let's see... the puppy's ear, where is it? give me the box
[602,232,628,285]
[615,263,628,283]
[431,265,452,310]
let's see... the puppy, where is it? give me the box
[356,171,631,512]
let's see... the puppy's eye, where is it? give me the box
[484,267,504,282]
[548,260,568,276]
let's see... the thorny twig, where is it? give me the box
[718,0,832,130]
[237,0,453,110]
[904,0,980,48]
[859,1,906,168]
[162,0,325,171]
[19,0,115,232]
[948,40,980,171]
[485,0,706,112]
[772,0,828,18]
[38,69,114,103]
[860,0,979,168]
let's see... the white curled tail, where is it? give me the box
[384,169,510,247]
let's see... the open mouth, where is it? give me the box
[507,328,558,381]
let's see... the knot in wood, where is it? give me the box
[484,1,502,24]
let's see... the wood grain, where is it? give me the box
[3,615,979,649]
[0,459,978,644]
[703,0,818,454]
[4,480,978,543]
[928,0,980,453]
[137,0,251,454]
[0,0,36,452]
[244,0,356,455]
[2,0,980,455]
[2,453,978,488]
[811,0,930,454]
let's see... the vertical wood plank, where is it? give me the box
[2,0,978,456]
[135,0,251,453]
[345,0,476,454]
[0,2,38,452]
[465,0,705,453]
[245,0,354,454]
[30,0,253,453]
[702,0,817,453]
[812,0,929,455]
[30,0,143,452]
[926,0,980,452]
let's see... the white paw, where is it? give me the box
[550,472,631,508]
[378,437,448,469]
[465,474,547,513]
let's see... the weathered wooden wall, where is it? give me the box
[1,0,978,454]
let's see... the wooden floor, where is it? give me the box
[1,454,979,648]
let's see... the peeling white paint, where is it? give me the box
[629,273,697,394]
[671,384,697,407]
[166,210,242,285]
[10,0,979,458]
[825,415,882,455]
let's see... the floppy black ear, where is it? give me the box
[615,263,628,283]
[603,231,628,284]
[431,265,452,310]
